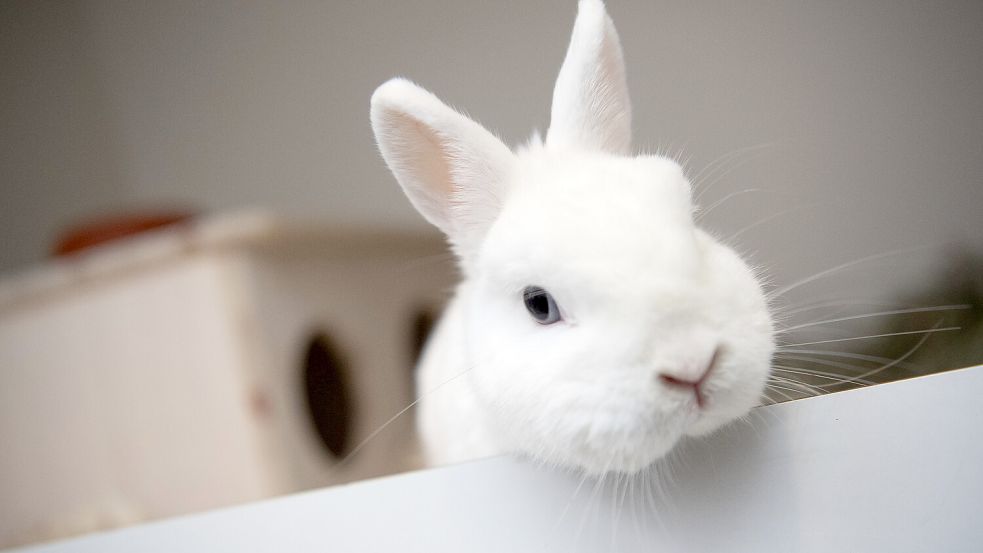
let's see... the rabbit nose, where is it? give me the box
[657,346,721,409]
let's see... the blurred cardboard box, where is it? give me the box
[0,210,454,547]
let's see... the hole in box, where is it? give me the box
[302,332,353,459]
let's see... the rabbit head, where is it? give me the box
[371,0,774,474]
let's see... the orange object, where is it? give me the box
[53,212,196,256]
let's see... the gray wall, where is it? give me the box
[2,0,982,296]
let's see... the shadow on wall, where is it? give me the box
[770,244,983,402]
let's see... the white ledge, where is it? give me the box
[13,366,983,552]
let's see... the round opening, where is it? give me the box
[302,332,353,459]
[409,307,437,369]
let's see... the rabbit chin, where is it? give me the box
[543,426,685,476]
[515,381,766,475]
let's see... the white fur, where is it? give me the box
[370,0,774,475]
[546,0,632,155]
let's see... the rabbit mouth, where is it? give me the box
[657,345,722,410]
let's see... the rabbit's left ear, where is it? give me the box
[371,78,514,261]
[546,0,632,155]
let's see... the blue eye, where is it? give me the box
[523,286,561,324]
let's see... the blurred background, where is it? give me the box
[1,0,981,548]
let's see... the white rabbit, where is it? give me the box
[370,0,774,475]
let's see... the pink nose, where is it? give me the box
[659,373,707,408]
[658,347,721,409]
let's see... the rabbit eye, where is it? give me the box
[523,286,561,324]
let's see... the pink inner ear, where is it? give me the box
[410,118,456,202]
[371,78,515,265]
[375,105,461,235]
[400,112,457,213]
[582,21,632,153]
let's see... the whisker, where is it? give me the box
[817,327,936,386]
[695,188,767,221]
[767,383,818,400]
[788,327,937,387]
[690,143,773,191]
[628,471,642,544]
[777,304,968,333]
[779,347,922,366]
[768,375,824,396]
[767,245,937,300]
[641,467,661,531]
[765,384,804,400]
[771,365,876,386]
[612,473,630,549]
[692,143,775,203]
[545,469,592,551]
[774,297,901,317]
[778,326,960,347]
[331,365,475,472]
[757,391,779,406]
[573,458,614,546]
[775,353,908,374]
[727,204,815,243]
[741,408,771,432]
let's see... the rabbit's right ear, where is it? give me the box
[546,0,632,155]
[371,79,514,259]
